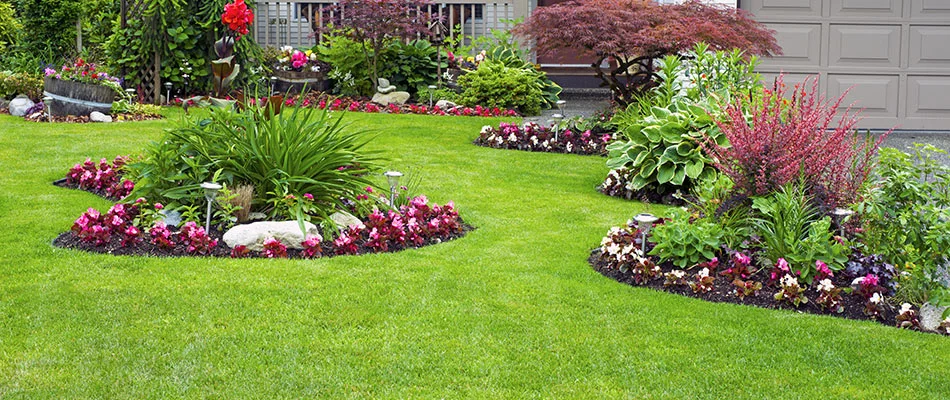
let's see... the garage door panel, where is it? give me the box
[910,26,950,68]
[830,25,901,67]
[912,1,950,19]
[746,0,821,16]
[830,0,901,17]
[907,76,950,118]
[828,75,898,117]
[759,24,821,67]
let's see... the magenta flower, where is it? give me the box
[303,193,314,201]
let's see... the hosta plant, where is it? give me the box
[607,97,726,193]
[649,213,723,268]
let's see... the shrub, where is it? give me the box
[649,212,723,268]
[127,105,383,226]
[381,39,441,98]
[318,33,372,97]
[456,59,545,115]
[701,76,887,209]
[0,2,19,54]
[515,0,779,106]
[0,71,42,100]
[482,47,561,110]
[14,0,82,55]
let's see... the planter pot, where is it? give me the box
[44,77,116,117]
[273,70,328,94]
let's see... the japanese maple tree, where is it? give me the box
[515,0,780,105]
[322,0,432,91]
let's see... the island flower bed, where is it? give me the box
[474,121,614,156]
[53,155,135,200]
[591,223,950,335]
[54,193,469,259]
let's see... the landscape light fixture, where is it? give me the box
[42,96,52,123]
[633,213,659,254]
[270,76,278,94]
[164,81,173,105]
[200,182,223,233]
[428,85,438,108]
[832,208,854,237]
[552,113,564,141]
[384,171,403,207]
[125,88,136,103]
[556,100,567,116]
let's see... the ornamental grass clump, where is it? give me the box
[701,75,888,209]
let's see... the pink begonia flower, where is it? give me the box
[291,50,308,69]
[303,193,314,201]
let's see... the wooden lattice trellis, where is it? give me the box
[120,0,162,104]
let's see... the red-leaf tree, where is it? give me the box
[515,0,780,106]
[322,0,432,92]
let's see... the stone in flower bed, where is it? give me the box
[474,122,615,156]
[590,223,947,335]
[54,195,469,259]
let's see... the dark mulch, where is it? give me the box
[53,222,473,259]
[472,137,609,156]
[588,250,935,332]
[24,112,163,123]
[53,178,125,201]
[597,185,686,206]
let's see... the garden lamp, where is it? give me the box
[633,213,659,255]
[384,170,403,207]
[270,76,278,95]
[556,100,567,116]
[125,88,136,103]
[164,81,173,105]
[428,85,438,108]
[551,113,564,142]
[200,182,223,233]
[832,208,854,237]
[42,96,52,123]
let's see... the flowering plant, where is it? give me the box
[663,269,687,287]
[476,122,612,156]
[275,46,327,73]
[689,268,715,294]
[598,225,647,271]
[895,303,920,330]
[262,237,288,258]
[45,58,122,86]
[733,279,762,300]
[815,278,844,313]
[65,156,134,200]
[213,0,254,96]
[774,275,808,307]
[222,0,254,38]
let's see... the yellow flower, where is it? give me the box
[305,49,312,57]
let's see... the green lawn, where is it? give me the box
[0,110,947,398]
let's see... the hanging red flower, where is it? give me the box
[221,0,254,38]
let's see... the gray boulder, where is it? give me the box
[223,220,320,251]
[9,95,35,117]
[371,91,410,107]
[0,98,9,110]
[89,111,113,123]
[377,78,396,94]
[330,211,364,230]
[920,302,949,332]
[435,99,457,109]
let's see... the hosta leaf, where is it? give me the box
[684,160,704,179]
[642,126,662,142]
[672,167,686,186]
[639,159,657,178]
[630,174,649,190]
[651,106,671,119]
[676,142,693,156]
[657,163,675,184]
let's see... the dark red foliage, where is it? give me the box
[700,75,889,208]
[515,0,780,105]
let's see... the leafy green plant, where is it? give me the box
[684,42,762,101]
[484,47,561,110]
[649,212,723,268]
[0,71,42,100]
[752,184,848,283]
[456,59,545,115]
[606,98,725,193]
[318,33,372,97]
[682,173,752,250]
[0,1,19,54]
[380,39,442,98]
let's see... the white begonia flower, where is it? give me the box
[507,133,517,142]
[487,134,496,142]
[622,244,635,255]
[495,136,503,145]
[566,143,573,153]
[606,243,620,255]
[310,65,321,72]
[481,125,493,134]
[817,279,835,292]
[530,136,538,145]
[652,265,661,273]
[604,177,613,186]
[698,268,709,278]
[870,292,883,304]
[780,274,799,288]
[310,53,318,61]
[672,270,685,279]
[281,45,293,53]
[852,277,866,286]
[899,303,913,315]
[601,237,612,247]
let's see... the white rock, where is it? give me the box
[330,211,365,230]
[920,302,949,332]
[89,111,113,123]
[9,95,35,117]
[223,220,320,251]
[371,91,410,107]
[435,99,457,109]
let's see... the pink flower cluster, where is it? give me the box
[66,156,135,199]
[477,122,612,155]
[72,203,140,246]
[178,222,218,254]
[333,196,463,255]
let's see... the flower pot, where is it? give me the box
[273,70,328,94]
[44,77,116,117]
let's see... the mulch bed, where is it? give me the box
[24,112,163,123]
[53,223,472,259]
[53,178,124,201]
[589,249,938,332]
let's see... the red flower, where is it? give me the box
[222,0,254,37]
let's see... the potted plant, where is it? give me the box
[272,46,329,93]
[43,59,121,116]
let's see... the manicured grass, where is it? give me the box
[0,110,947,398]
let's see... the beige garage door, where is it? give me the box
[741,0,950,130]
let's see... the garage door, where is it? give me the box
[741,0,950,130]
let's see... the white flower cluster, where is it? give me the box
[869,292,883,304]
[899,303,913,315]
[780,274,800,288]
[566,142,573,153]
[670,270,686,279]
[817,278,835,292]
[599,227,645,267]
[480,125,493,134]
[698,268,710,279]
